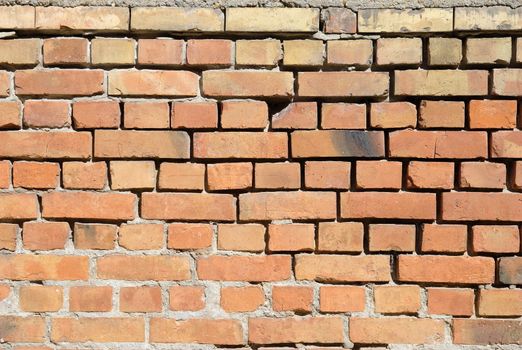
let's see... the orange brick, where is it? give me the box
[407,161,454,189]
[469,100,517,129]
[350,318,445,345]
[460,161,506,189]
[0,255,88,280]
[272,102,317,129]
[0,316,45,342]
[0,71,9,96]
[369,224,416,252]
[74,223,117,250]
[0,193,38,220]
[43,38,89,66]
[326,40,372,66]
[197,255,291,282]
[142,193,235,221]
[255,162,300,189]
[187,39,232,66]
[221,286,264,312]
[23,100,70,128]
[218,224,265,252]
[492,131,522,158]
[0,223,17,251]
[419,100,465,128]
[137,39,183,66]
[342,192,436,220]
[51,317,144,343]
[207,162,252,190]
[150,318,243,345]
[374,285,421,314]
[427,288,474,316]
[272,286,313,313]
[169,286,205,311]
[158,162,205,191]
[304,161,350,189]
[97,255,190,281]
[370,102,417,128]
[478,289,522,316]
[442,192,522,221]
[421,224,468,253]
[23,221,69,251]
[110,160,156,190]
[123,101,170,129]
[0,100,21,129]
[295,255,390,282]
[109,70,198,97]
[73,100,120,129]
[298,71,388,98]
[62,162,107,190]
[172,101,218,129]
[319,286,365,313]
[453,319,522,345]
[398,255,494,284]
[240,191,336,221]
[13,161,59,189]
[318,222,363,253]
[119,223,163,250]
[321,103,366,129]
[472,225,520,254]
[249,317,344,344]
[16,69,104,97]
[195,132,287,159]
[268,224,315,252]
[69,286,112,312]
[19,285,63,312]
[168,223,213,250]
[221,100,268,129]
[356,160,402,189]
[120,286,162,312]
[0,160,9,189]
[42,192,136,221]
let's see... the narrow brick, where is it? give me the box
[137,38,183,66]
[109,70,198,97]
[499,257,522,284]
[0,161,9,189]
[298,72,389,97]
[0,224,17,251]
[43,38,89,66]
[69,286,112,312]
[0,193,38,220]
[493,69,522,96]
[131,7,223,32]
[74,223,117,250]
[97,255,190,281]
[0,71,9,96]
[150,318,243,345]
[453,319,522,345]
[23,100,70,128]
[395,69,488,96]
[268,224,315,252]
[350,318,445,344]
[36,6,129,31]
[358,8,453,32]
[427,288,474,316]
[0,255,88,280]
[442,192,522,221]
[194,132,287,159]
[226,8,319,32]
[16,69,104,97]
[51,318,144,343]
[62,162,107,190]
[428,37,462,66]
[0,39,40,66]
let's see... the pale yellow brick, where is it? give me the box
[0,39,40,66]
[493,69,522,96]
[283,40,324,66]
[236,40,281,67]
[455,6,522,31]
[110,161,156,190]
[428,38,462,66]
[92,38,135,66]
[326,40,373,66]
[466,38,512,65]
[35,6,129,31]
[395,70,488,96]
[358,8,453,33]
[131,7,224,32]
[0,6,34,30]
[517,38,522,63]
[226,8,319,32]
[377,38,422,66]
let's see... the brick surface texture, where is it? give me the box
[0,4,520,349]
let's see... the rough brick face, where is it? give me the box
[0,5,520,349]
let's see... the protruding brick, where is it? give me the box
[195,132,287,159]
[407,161,454,189]
[304,161,350,189]
[398,255,495,284]
[273,286,313,313]
[131,7,224,32]
[168,223,212,250]
[109,70,198,97]
[295,255,390,282]
[268,224,315,252]
[121,286,162,312]
[69,286,112,312]
[172,101,218,129]
[236,40,281,67]
[150,318,243,345]
[283,40,323,66]
[0,39,40,66]
[453,319,522,345]
[395,69,488,96]
[16,69,104,97]
[119,223,163,250]
[356,160,402,189]
[74,223,117,250]
[221,286,264,312]
[326,40,372,67]
[472,225,520,253]
[0,255,88,280]
[369,224,416,252]
[377,38,422,66]
[63,162,107,190]
[374,285,421,314]
[319,286,365,313]
[97,255,190,281]
[19,285,63,312]
[324,8,356,33]
[221,100,268,129]
[35,6,129,32]
[318,222,363,253]
[298,72,389,97]
[442,192,522,221]
[207,162,253,190]
[272,102,317,129]
[137,39,183,66]
[492,68,522,96]
[428,37,462,66]
[73,100,120,129]
[218,224,265,252]
[51,317,144,343]
[466,37,511,65]
[187,39,232,67]
[370,102,416,128]
[43,38,89,66]
[421,224,468,253]
[158,163,205,191]
[478,289,522,316]
[110,160,156,190]
[460,162,506,189]
[23,221,69,250]
[43,192,136,221]
[358,8,453,33]
[350,318,445,344]
[124,101,170,129]
[427,288,474,316]
[23,100,70,128]
[226,8,319,32]
[0,193,38,220]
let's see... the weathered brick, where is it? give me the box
[326,40,372,67]
[492,68,522,96]
[36,6,128,31]
[454,6,522,31]
[304,161,350,189]
[16,69,104,97]
[109,70,199,97]
[398,255,495,284]
[324,8,356,33]
[97,255,190,280]
[110,160,156,190]
[0,255,88,280]
[318,222,363,253]
[427,288,474,316]
[442,192,522,221]
[194,132,287,159]
[221,100,268,129]
[268,224,315,252]
[124,101,170,129]
[341,192,436,220]
[469,100,517,129]
[369,224,416,252]
[95,130,189,159]
[0,316,45,342]
[218,224,265,252]
[0,6,35,30]
[0,193,38,220]
[472,225,519,253]
[377,38,422,66]
[298,72,389,97]
[0,161,9,189]
[91,38,135,66]
[23,100,70,128]
[74,223,117,250]
[236,39,281,67]
[356,160,402,189]
[240,191,336,220]
[350,318,445,344]
[478,289,522,316]
[43,192,136,220]
[137,38,183,66]
[358,8,453,32]
[499,257,522,284]
[131,7,223,32]
[421,224,468,253]
[389,130,487,159]
[221,286,264,312]
[428,37,462,66]
[0,39,40,66]
[22,221,69,250]
[63,162,107,190]
[119,223,163,250]
[19,285,63,312]
[419,100,465,129]
[407,161,455,189]
[169,286,205,311]
[283,40,323,66]
[255,162,300,189]
[370,102,416,128]
[460,162,506,189]
[396,69,488,96]
[0,71,10,96]
[208,161,253,190]
[43,38,89,66]
[150,318,243,345]
[453,319,522,345]
[158,163,205,191]
[492,131,522,158]
[13,161,59,189]
[168,223,212,250]
[0,223,17,251]
[0,101,21,129]
[272,102,317,129]
[273,286,313,313]
[466,37,511,64]
[374,285,421,314]
[172,101,218,129]
[295,255,390,282]
[51,317,144,343]
[226,8,319,32]
[69,286,112,312]
[249,317,344,344]
[203,70,293,99]
[319,286,365,313]
[72,100,120,129]
[121,286,162,312]
[187,39,232,67]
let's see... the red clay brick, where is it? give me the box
[453,319,522,345]
[407,161,454,189]
[137,39,183,66]
[221,286,264,312]
[51,317,144,343]
[268,224,315,252]
[374,285,421,314]
[22,221,69,250]
[0,100,21,129]
[73,100,120,129]
[442,192,522,221]
[119,223,164,250]
[97,255,190,281]
[220,100,268,129]
[0,223,17,251]
[419,100,465,128]
[469,99,517,129]
[0,160,9,189]
[319,286,365,313]
[194,132,287,159]
[23,100,70,128]
[318,222,363,253]
[421,224,468,253]
[321,103,366,129]
[121,286,162,312]
[16,69,104,97]
[73,223,117,250]
[124,101,170,129]
[304,161,350,189]
[69,286,112,312]
[217,224,265,252]
[356,160,402,189]
[187,39,233,66]
[272,102,317,129]
[472,225,520,253]
[370,102,417,128]
[0,193,39,220]
[0,316,45,342]
[478,289,522,316]
[369,224,416,252]
[43,38,89,66]
[460,161,506,189]
[19,285,63,312]
[158,162,205,191]
[272,286,313,313]
[427,288,474,316]
[150,318,243,345]
[207,162,252,190]
[13,161,59,189]
[168,223,213,250]
[62,162,107,190]
[255,162,300,189]
[350,318,445,344]
[172,101,218,129]
[0,255,88,280]
[169,286,205,311]
[109,70,199,97]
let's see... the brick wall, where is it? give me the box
[0,4,521,348]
